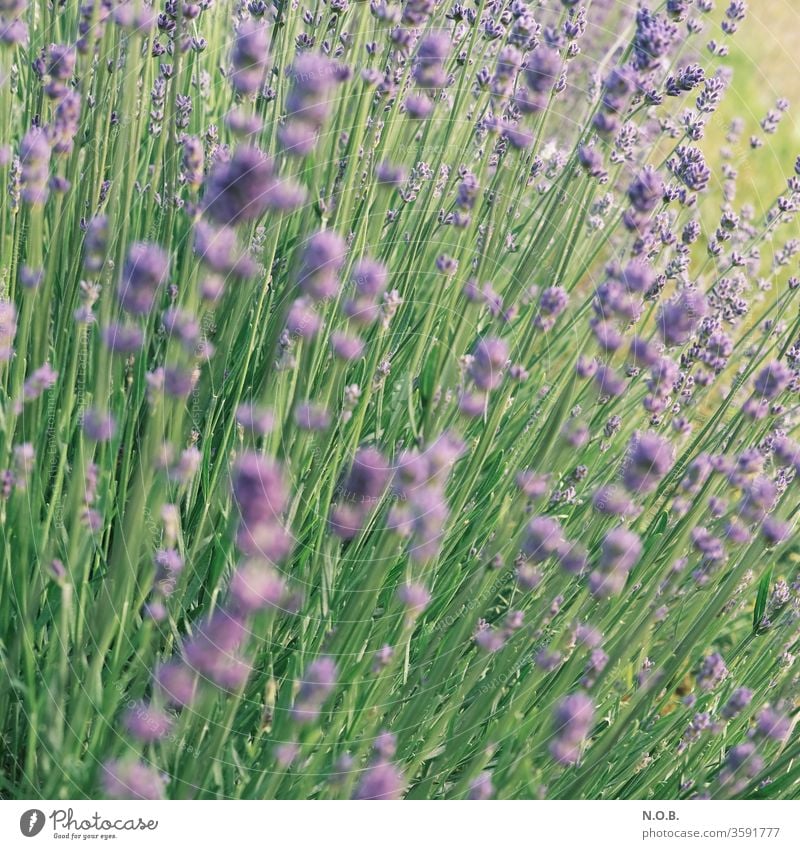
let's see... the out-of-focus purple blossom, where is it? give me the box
[233,453,288,527]
[590,526,642,598]
[594,364,625,397]
[291,657,338,723]
[19,126,50,205]
[230,560,286,613]
[761,516,790,546]
[468,771,494,800]
[230,18,270,95]
[475,621,506,653]
[522,516,564,563]
[353,761,405,800]
[295,402,331,431]
[331,332,364,362]
[739,475,777,523]
[155,661,198,708]
[627,166,664,214]
[102,759,165,800]
[118,242,169,315]
[298,230,347,301]
[83,408,116,442]
[0,299,17,363]
[123,701,173,742]
[184,610,251,689]
[20,363,57,405]
[102,322,144,355]
[722,687,753,720]
[204,146,304,225]
[550,692,594,765]
[752,361,791,400]
[535,286,569,331]
[236,404,274,437]
[657,289,708,346]
[83,216,109,273]
[754,706,792,743]
[51,90,81,154]
[696,652,728,692]
[397,582,431,619]
[468,337,508,391]
[330,447,391,539]
[622,431,674,494]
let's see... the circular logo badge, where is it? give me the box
[19,810,46,837]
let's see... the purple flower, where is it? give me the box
[524,46,561,94]
[657,289,708,346]
[753,361,791,400]
[123,701,173,742]
[594,364,625,397]
[762,516,790,546]
[20,363,57,404]
[184,610,251,689]
[350,256,389,304]
[233,453,289,526]
[102,759,165,800]
[277,120,319,157]
[298,230,347,301]
[404,93,434,119]
[19,126,51,205]
[230,560,286,613]
[155,660,197,707]
[286,297,321,339]
[118,242,169,315]
[353,762,405,800]
[536,286,569,330]
[633,8,677,71]
[330,447,391,539]
[468,772,494,800]
[193,222,257,278]
[721,687,753,720]
[696,652,728,691]
[397,582,431,618]
[755,706,792,743]
[522,516,565,563]
[83,216,109,273]
[83,408,116,442]
[285,54,342,126]
[294,402,331,431]
[235,404,274,437]
[0,300,17,362]
[468,337,508,391]
[291,657,338,723]
[51,90,81,154]
[590,527,642,598]
[204,146,304,225]
[627,166,664,214]
[550,692,594,765]
[623,431,674,494]
[412,31,450,90]
[559,541,588,575]
[331,332,364,362]
[739,476,777,522]
[102,322,144,354]
[375,160,407,188]
[669,145,711,193]
[230,18,270,95]
[181,135,204,189]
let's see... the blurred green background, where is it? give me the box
[714,1,800,210]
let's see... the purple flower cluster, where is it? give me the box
[550,692,594,765]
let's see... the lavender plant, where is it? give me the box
[1,0,799,801]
